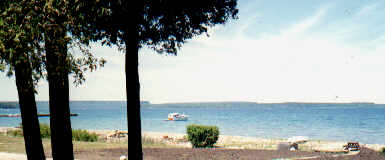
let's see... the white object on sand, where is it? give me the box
[120,155,127,160]
[287,136,309,143]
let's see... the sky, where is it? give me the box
[2,0,385,104]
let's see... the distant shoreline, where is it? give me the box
[0,101,382,105]
[151,101,378,105]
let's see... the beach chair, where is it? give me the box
[343,142,360,151]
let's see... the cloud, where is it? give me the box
[237,13,262,37]
[138,5,385,103]
[356,3,379,16]
[281,5,329,36]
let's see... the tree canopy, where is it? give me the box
[0,0,106,86]
[0,0,45,82]
[75,0,238,53]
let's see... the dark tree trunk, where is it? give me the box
[14,59,46,160]
[45,28,74,160]
[125,31,143,159]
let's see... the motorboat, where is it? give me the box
[167,112,188,121]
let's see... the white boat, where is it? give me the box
[167,112,188,121]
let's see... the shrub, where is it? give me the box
[381,147,385,155]
[7,123,98,142]
[39,123,51,138]
[7,129,23,137]
[72,129,98,142]
[8,123,50,138]
[186,124,219,148]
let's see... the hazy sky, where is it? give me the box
[2,0,385,103]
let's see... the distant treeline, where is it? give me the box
[0,102,18,109]
[146,102,379,107]
[150,102,258,107]
[268,102,375,105]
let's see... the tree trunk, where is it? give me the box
[125,34,143,159]
[45,28,74,160]
[14,59,46,160]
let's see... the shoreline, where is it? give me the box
[2,127,384,152]
[138,131,385,152]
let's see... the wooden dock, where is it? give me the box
[0,113,78,117]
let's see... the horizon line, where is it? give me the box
[0,100,382,105]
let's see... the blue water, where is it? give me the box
[1,101,385,144]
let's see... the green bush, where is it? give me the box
[7,123,49,138]
[7,129,23,137]
[39,123,51,138]
[186,124,219,148]
[7,123,98,142]
[72,129,98,142]
[381,147,385,155]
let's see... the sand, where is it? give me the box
[1,127,385,159]
[3,126,385,152]
[138,131,385,152]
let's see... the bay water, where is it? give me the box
[1,101,384,144]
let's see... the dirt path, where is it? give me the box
[2,147,384,160]
[73,148,345,160]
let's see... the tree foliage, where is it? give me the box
[76,0,238,53]
[0,0,45,83]
[0,0,106,87]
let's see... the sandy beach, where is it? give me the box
[1,127,385,159]
[139,131,385,152]
[3,126,385,152]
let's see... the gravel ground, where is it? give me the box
[2,147,384,160]
[310,147,385,160]
[73,147,385,160]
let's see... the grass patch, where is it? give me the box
[40,123,51,138]
[6,129,23,137]
[0,133,171,155]
[7,124,98,142]
[72,129,98,142]
[142,136,167,148]
[0,134,127,154]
